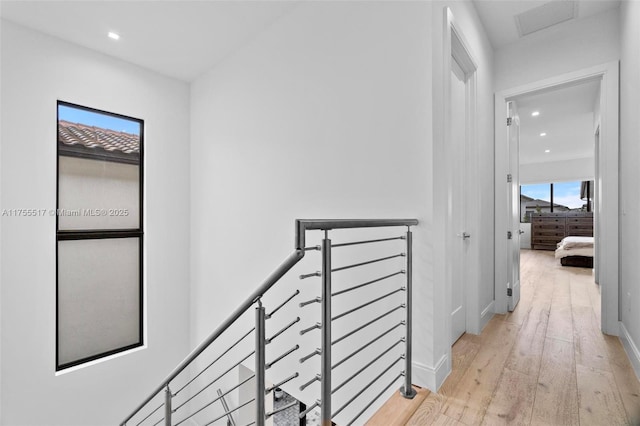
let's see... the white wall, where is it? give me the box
[190,5,494,417]
[520,157,594,185]
[0,20,191,425]
[190,2,434,419]
[494,8,620,92]
[619,0,640,378]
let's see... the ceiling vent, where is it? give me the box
[515,1,579,37]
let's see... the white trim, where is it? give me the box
[479,300,495,332]
[494,62,619,337]
[54,344,146,376]
[412,355,449,392]
[619,322,640,381]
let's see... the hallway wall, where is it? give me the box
[494,8,620,92]
[0,21,191,425]
[619,0,640,377]
[190,1,496,402]
[190,2,434,418]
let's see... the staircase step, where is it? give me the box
[365,385,430,426]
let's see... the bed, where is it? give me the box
[555,236,594,268]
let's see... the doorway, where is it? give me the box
[494,62,620,336]
[444,9,480,345]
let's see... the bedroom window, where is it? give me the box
[56,101,143,370]
[520,183,551,222]
[520,181,590,223]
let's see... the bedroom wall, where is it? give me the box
[0,20,191,425]
[520,157,595,185]
[619,0,640,378]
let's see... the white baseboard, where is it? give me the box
[619,321,640,381]
[480,301,495,332]
[412,354,449,392]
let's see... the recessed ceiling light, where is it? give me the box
[531,111,540,117]
[540,132,547,137]
[545,149,551,153]
[108,32,120,40]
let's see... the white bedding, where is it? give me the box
[555,236,594,259]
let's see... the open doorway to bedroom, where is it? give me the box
[515,79,599,312]
[496,75,617,400]
[496,76,607,368]
[495,61,619,336]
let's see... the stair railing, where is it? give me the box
[121,219,418,426]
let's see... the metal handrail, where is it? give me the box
[295,218,418,249]
[122,218,418,426]
[120,249,304,425]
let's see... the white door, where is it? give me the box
[451,58,468,343]
[507,101,521,311]
[594,126,600,285]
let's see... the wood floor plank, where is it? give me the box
[603,334,640,425]
[505,301,549,377]
[397,250,640,426]
[569,271,592,308]
[365,385,429,426]
[441,338,481,395]
[545,273,574,343]
[576,363,628,425]
[530,338,579,426]
[481,368,537,426]
[572,305,610,372]
[406,393,447,426]
[407,339,480,425]
[441,319,520,425]
[431,412,465,425]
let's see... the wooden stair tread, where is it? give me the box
[365,385,430,426]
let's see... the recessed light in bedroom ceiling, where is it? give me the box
[545,149,551,153]
[108,32,120,41]
[540,132,547,137]
[515,1,578,38]
[532,111,540,117]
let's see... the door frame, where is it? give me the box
[506,100,521,312]
[494,61,619,335]
[442,8,482,340]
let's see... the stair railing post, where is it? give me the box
[320,230,332,426]
[401,227,417,399]
[164,385,172,426]
[256,300,266,426]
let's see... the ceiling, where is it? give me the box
[0,0,611,165]
[516,79,600,165]
[1,1,621,80]
[473,0,620,49]
[0,1,299,82]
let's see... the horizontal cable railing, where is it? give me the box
[121,219,418,426]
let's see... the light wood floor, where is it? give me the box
[371,249,640,425]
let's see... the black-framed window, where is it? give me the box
[520,181,591,223]
[56,101,143,370]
